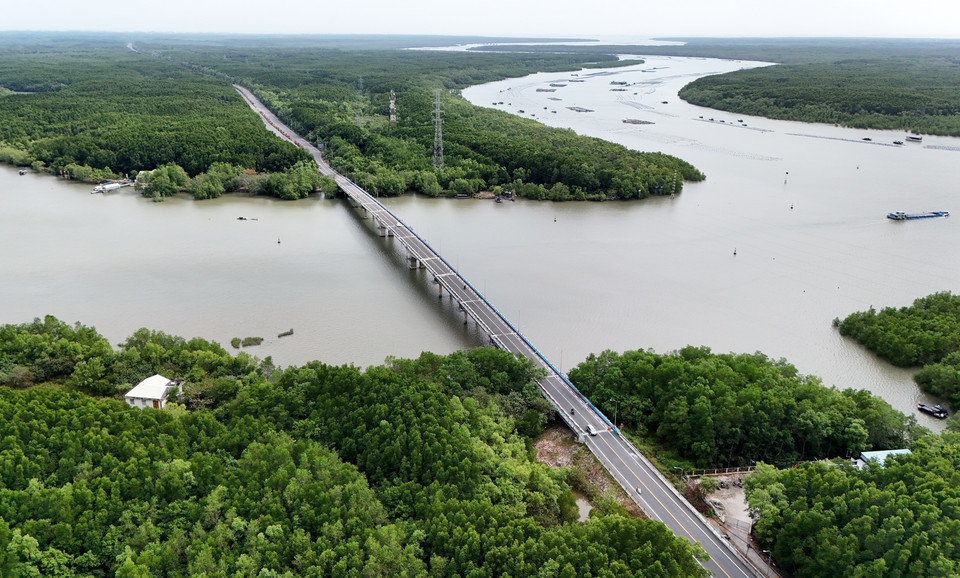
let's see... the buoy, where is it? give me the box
[277,237,281,244]
[733,248,737,255]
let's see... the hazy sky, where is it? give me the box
[4,0,959,39]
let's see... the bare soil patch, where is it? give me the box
[533,427,645,518]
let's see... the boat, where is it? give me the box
[906,135,923,142]
[19,169,26,175]
[862,137,872,141]
[91,182,124,194]
[893,140,904,145]
[918,403,948,419]
[887,211,950,220]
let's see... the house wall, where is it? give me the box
[125,396,166,409]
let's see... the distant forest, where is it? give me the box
[479,38,960,137]
[0,33,702,201]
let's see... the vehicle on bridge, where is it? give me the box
[586,424,598,436]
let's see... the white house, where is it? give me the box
[124,374,183,409]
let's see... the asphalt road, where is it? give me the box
[236,84,761,578]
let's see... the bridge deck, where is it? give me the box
[235,84,761,578]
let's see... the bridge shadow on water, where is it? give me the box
[341,196,489,352]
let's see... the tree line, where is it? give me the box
[0,316,709,576]
[567,346,923,468]
[0,39,311,183]
[678,55,960,137]
[836,291,960,411]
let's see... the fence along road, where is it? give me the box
[235,85,762,578]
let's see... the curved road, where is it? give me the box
[235,84,762,578]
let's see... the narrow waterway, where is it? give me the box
[2,55,957,430]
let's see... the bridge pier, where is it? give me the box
[407,255,424,269]
[374,216,393,237]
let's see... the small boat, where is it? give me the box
[906,135,923,142]
[893,140,904,145]
[862,137,872,141]
[92,182,124,194]
[918,403,948,419]
[887,211,950,220]
[19,169,26,175]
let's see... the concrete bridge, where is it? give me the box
[235,84,762,578]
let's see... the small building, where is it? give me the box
[125,374,183,409]
[853,449,912,470]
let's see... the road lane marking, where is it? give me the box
[593,435,736,578]
[604,435,753,578]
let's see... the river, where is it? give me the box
[2,55,958,429]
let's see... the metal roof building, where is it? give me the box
[854,449,912,470]
[124,374,183,409]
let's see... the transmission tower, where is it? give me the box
[433,89,444,170]
[389,89,397,126]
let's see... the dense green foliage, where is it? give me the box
[745,434,960,576]
[136,39,703,200]
[0,389,416,576]
[0,316,264,405]
[837,292,960,407]
[0,37,310,179]
[0,317,710,576]
[0,33,704,202]
[568,346,921,468]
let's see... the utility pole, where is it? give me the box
[608,399,619,426]
[355,76,364,127]
[433,88,444,170]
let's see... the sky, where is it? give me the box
[4,0,959,39]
